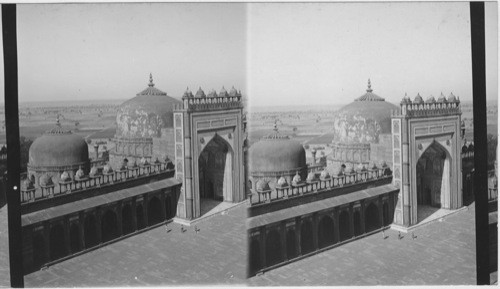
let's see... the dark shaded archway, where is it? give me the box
[136,204,145,230]
[265,229,283,266]
[365,202,380,232]
[286,228,297,259]
[318,215,335,249]
[69,223,80,253]
[122,204,133,235]
[32,233,46,268]
[165,195,175,219]
[383,202,391,226]
[101,209,119,243]
[353,210,362,236]
[148,196,162,226]
[300,219,314,254]
[84,214,98,248]
[49,224,66,261]
[339,210,351,241]
[249,239,261,275]
[416,142,449,209]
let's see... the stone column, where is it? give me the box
[349,205,354,238]
[401,118,412,226]
[143,195,149,227]
[95,211,102,244]
[183,112,194,219]
[116,203,123,237]
[280,222,287,261]
[63,219,71,256]
[43,223,51,261]
[160,192,167,222]
[131,198,137,232]
[260,227,266,269]
[295,217,302,256]
[312,214,318,252]
[333,209,340,244]
[378,198,384,228]
[78,212,85,250]
[360,202,366,234]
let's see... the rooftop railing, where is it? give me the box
[392,101,461,118]
[250,167,392,206]
[173,95,243,112]
[20,161,174,204]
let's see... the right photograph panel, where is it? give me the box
[246,2,498,285]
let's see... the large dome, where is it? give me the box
[28,122,89,168]
[249,131,306,174]
[333,79,398,143]
[116,74,182,138]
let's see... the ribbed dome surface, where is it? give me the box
[116,75,182,138]
[29,126,89,168]
[250,133,306,173]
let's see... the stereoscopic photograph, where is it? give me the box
[0,1,497,287]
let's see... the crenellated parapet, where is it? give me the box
[174,86,243,112]
[392,92,461,118]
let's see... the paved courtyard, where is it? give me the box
[22,202,247,287]
[249,203,479,286]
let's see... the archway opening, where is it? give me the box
[286,228,297,260]
[265,229,283,266]
[148,196,163,226]
[32,233,46,268]
[122,204,134,235]
[249,239,261,275]
[318,215,335,248]
[136,204,145,230]
[84,214,98,248]
[49,224,66,261]
[69,223,80,254]
[416,141,450,222]
[300,219,314,254]
[339,210,351,241]
[198,134,233,215]
[365,202,380,232]
[101,209,119,243]
[353,210,362,236]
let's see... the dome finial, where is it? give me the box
[148,73,154,87]
[367,78,373,92]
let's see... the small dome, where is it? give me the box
[60,171,72,182]
[154,157,161,164]
[182,87,194,98]
[306,172,317,183]
[140,157,149,166]
[320,170,331,180]
[437,93,447,103]
[276,176,288,188]
[75,166,85,180]
[39,174,53,187]
[89,165,100,177]
[219,87,229,97]
[195,87,206,98]
[348,165,356,174]
[131,160,138,168]
[413,93,424,104]
[381,161,388,168]
[360,165,367,172]
[207,89,218,98]
[103,163,114,174]
[256,179,271,192]
[292,172,302,186]
[468,143,474,152]
[337,166,345,176]
[371,163,378,170]
[426,96,436,103]
[448,92,458,103]
[401,94,412,104]
[229,86,238,97]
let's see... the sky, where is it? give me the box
[248,2,498,107]
[0,2,496,106]
[13,3,247,103]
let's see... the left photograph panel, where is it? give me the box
[1,3,249,286]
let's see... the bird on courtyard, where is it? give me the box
[165,223,171,233]
[194,225,200,234]
[181,225,186,233]
[398,231,403,240]
[412,232,417,240]
[382,229,388,239]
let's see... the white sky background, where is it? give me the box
[248,2,498,107]
[14,3,247,103]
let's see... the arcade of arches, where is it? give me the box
[248,194,395,276]
[23,185,180,274]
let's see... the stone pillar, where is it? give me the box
[360,202,366,234]
[43,223,51,261]
[160,193,167,221]
[295,217,302,256]
[281,222,287,261]
[131,199,137,232]
[378,198,384,228]
[333,209,340,244]
[63,219,71,256]
[116,203,123,237]
[400,118,412,226]
[349,205,354,238]
[312,214,318,251]
[143,195,149,227]
[95,210,102,244]
[183,112,194,220]
[78,212,85,250]
[260,227,266,269]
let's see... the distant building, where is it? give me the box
[19,75,247,274]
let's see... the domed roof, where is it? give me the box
[249,127,306,174]
[182,87,194,98]
[195,87,206,98]
[414,93,424,104]
[448,92,458,103]
[116,74,182,138]
[207,89,218,98]
[437,93,447,103]
[28,119,89,169]
[229,86,238,97]
[333,79,398,143]
[219,87,229,97]
[426,96,436,103]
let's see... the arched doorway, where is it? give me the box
[69,223,80,253]
[198,134,233,215]
[49,224,66,261]
[300,219,314,254]
[136,204,145,230]
[148,196,162,226]
[249,239,261,274]
[353,210,362,236]
[339,210,351,241]
[416,142,451,222]
[101,209,119,243]
[32,233,46,268]
[122,204,133,235]
[286,228,297,259]
[84,214,98,248]
[365,202,379,232]
[318,215,335,248]
[265,229,282,266]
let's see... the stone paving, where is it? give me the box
[22,202,247,287]
[249,203,479,286]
